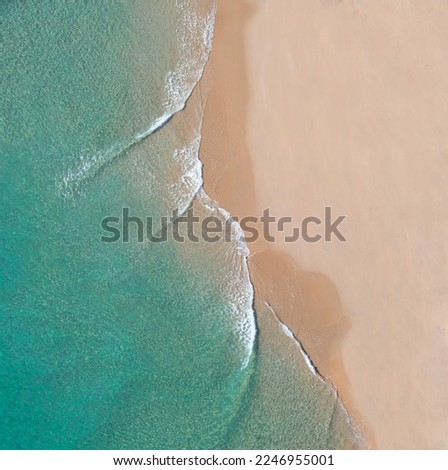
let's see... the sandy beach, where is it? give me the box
[201,0,448,449]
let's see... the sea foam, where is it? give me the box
[59,0,217,199]
[197,190,257,369]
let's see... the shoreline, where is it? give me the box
[199,0,371,447]
[200,0,448,450]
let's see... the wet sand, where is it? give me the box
[200,0,448,449]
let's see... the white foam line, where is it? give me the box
[262,300,367,445]
[280,321,319,376]
[196,190,256,370]
[59,1,218,199]
[262,300,329,381]
[177,1,256,371]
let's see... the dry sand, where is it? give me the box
[201,0,448,449]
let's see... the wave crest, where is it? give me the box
[58,0,217,199]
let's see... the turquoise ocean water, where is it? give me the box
[1,0,362,449]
